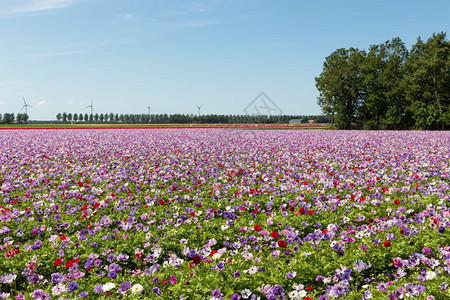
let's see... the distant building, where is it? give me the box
[289,119,303,124]
[308,120,315,123]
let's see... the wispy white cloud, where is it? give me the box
[0,0,86,17]
[68,101,74,105]
[0,101,7,106]
[119,13,134,22]
[38,100,49,105]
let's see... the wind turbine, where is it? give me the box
[195,104,202,117]
[86,99,95,115]
[147,106,152,122]
[19,97,32,115]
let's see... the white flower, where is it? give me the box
[246,266,258,274]
[426,271,436,280]
[103,282,116,291]
[131,284,144,295]
[212,253,222,260]
[51,283,67,295]
[241,289,252,298]
[288,291,302,300]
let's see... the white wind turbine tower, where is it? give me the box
[86,99,95,115]
[19,97,32,115]
[147,106,152,122]
[195,104,202,117]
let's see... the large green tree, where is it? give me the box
[315,48,366,129]
[362,38,410,129]
[404,33,450,129]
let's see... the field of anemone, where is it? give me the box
[0,129,449,300]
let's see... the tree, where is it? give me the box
[73,113,78,122]
[315,48,366,129]
[56,113,62,122]
[84,113,89,123]
[67,113,73,122]
[94,113,99,123]
[404,33,450,129]
[3,113,14,124]
[100,113,104,123]
[362,38,409,129]
[62,112,67,123]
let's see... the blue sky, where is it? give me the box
[0,0,449,120]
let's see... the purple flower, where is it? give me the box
[94,284,104,293]
[212,289,222,298]
[51,273,63,284]
[267,285,285,299]
[329,284,348,298]
[68,281,79,292]
[79,292,88,298]
[152,287,161,295]
[27,275,40,284]
[120,281,131,291]
[332,244,345,256]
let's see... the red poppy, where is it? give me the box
[54,258,63,266]
[277,240,287,248]
[65,260,74,268]
[383,241,391,248]
[254,224,262,232]
[270,231,278,238]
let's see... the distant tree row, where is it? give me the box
[315,32,449,130]
[55,113,331,124]
[0,113,29,124]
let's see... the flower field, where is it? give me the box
[0,129,449,300]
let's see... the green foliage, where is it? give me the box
[316,32,449,130]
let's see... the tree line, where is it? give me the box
[0,113,29,124]
[55,113,331,124]
[315,32,449,130]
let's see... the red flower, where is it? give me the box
[254,224,262,232]
[394,199,400,205]
[54,258,63,266]
[158,199,165,205]
[277,239,287,248]
[305,297,313,300]
[210,250,218,257]
[270,231,278,238]
[192,255,202,265]
[383,241,391,248]
[60,235,67,241]
[65,260,74,268]
[305,286,313,290]
[162,279,168,285]
[308,210,314,216]
[289,206,295,212]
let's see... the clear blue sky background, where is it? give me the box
[0,0,449,120]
